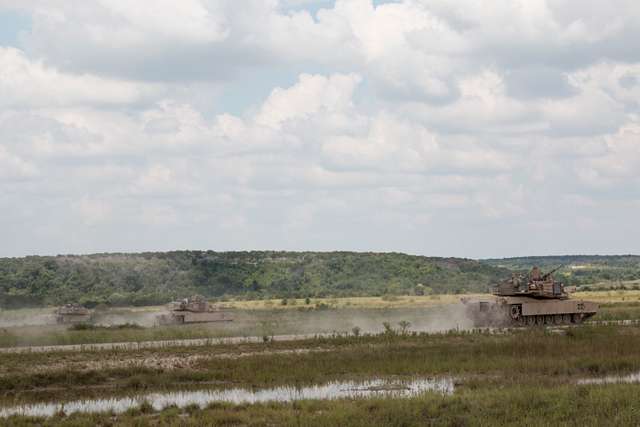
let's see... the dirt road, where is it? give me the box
[1,320,637,354]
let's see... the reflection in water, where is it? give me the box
[577,371,640,385]
[0,378,454,418]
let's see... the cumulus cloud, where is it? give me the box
[0,146,37,180]
[1,0,639,257]
[0,47,157,108]
[256,73,361,129]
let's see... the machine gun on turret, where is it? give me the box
[540,265,563,281]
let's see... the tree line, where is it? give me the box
[0,251,508,308]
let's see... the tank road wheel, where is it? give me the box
[510,305,522,323]
[535,316,545,326]
[553,315,563,325]
[526,316,536,326]
[544,315,554,325]
[572,314,584,324]
[562,314,572,324]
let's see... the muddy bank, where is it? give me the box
[4,347,333,375]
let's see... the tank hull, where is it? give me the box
[55,313,91,324]
[156,310,233,325]
[55,304,91,324]
[463,296,598,327]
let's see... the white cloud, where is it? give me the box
[579,120,640,186]
[256,73,361,129]
[0,146,37,180]
[1,0,640,257]
[75,197,112,226]
[95,0,228,45]
[0,47,156,108]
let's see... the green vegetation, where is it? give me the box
[0,251,508,308]
[66,322,144,331]
[2,326,640,425]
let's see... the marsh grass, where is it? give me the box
[5,383,640,426]
[1,326,640,406]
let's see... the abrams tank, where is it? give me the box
[55,303,91,324]
[462,266,598,327]
[156,295,233,326]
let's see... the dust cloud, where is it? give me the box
[0,303,476,348]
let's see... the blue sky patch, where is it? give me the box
[0,9,30,47]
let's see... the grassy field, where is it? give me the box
[230,290,640,309]
[574,289,640,303]
[228,294,473,309]
[2,325,640,425]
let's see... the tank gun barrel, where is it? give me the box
[541,265,564,280]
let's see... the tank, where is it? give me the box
[55,303,91,324]
[462,266,598,327]
[156,295,233,325]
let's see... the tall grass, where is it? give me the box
[5,383,640,426]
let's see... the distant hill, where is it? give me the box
[0,251,508,308]
[483,255,640,287]
[1,252,638,309]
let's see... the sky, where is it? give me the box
[0,0,639,259]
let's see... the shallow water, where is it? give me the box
[0,377,454,418]
[577,371,640,385]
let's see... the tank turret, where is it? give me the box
[170,295,209,312]
[492,265,568,299]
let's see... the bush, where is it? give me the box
[398,320,411,335]
[382,321,394,335]
[315,303,330,310]
[68,323,144,331]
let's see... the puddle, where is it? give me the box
[577,371,640,385]
[0,377,454,418]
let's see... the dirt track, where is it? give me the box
[1,320,638,355]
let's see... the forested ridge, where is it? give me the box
[1,251,639,308]
[0,251,507,308]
